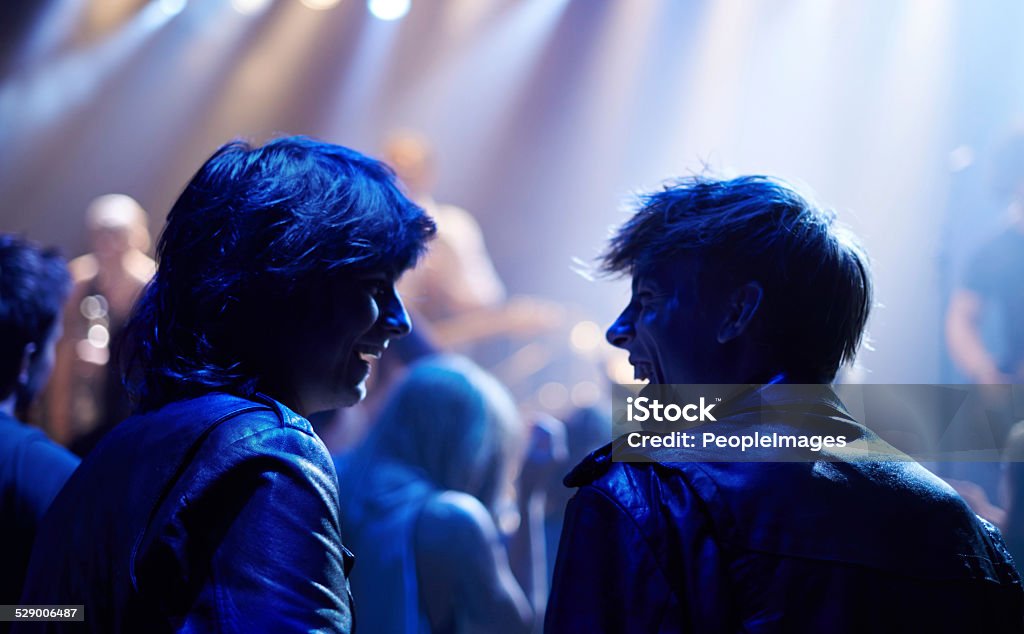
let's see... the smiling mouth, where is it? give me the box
[353,342,385,364]
[630,359,654,383]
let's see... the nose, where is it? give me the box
[381,289,412,338]
[606,307,635,349]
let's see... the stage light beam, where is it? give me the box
[368,0,410,21]
[232,0,274,16]
[300,0,342,10]
[158,0,187,17]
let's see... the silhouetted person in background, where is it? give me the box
[944,131,1024,511]
[336,355,563,634]
[46,193,155,453]
[947,131,1024,384]
[383,132,560,352]
[0,235,78,621]
[384,132,506,325]
[546,176,1023,633]
[16,137,435,632]
[540,406,609,585]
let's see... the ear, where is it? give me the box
[17,342,37,385]
[716,281,763,344]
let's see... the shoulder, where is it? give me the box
[205,393,318,445]
[966,229,1023,277]
[20,430,79,475]
[0,416,77,473]
[0,414,43,453]
[433,203,475,225]
[564,438,703,499]
[119,393,280,450]
[68,254,98,283]
[126,251,156,283]
[193,394,335,479]
[434,204,487,243]
[563,440,707,523]
[112,393,332,486]
[417,490,498,551]
[0,416,79,520]
[135,396,340,545]
[145,392,315,440]
[563,438,746,546]
[413,491,503,592]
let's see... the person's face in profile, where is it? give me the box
[282,269,412,415]
[605,258,722,385]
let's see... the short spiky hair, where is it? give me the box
[121,136,436,411]
[601,175,872,381]
[0,234,70,399]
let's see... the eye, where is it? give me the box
[636,289,667,314]
[365,280,390,298]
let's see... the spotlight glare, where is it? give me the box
[87,324,111,349]
[158,0,187,16]
[301,0,341,10]
[570,320,603,352]
[538,382,569,411]
[948,145,975,173]
[368,0,410,21]
[571,381,601,408]
[232,0,273,15]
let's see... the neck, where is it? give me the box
[743,368,829,385]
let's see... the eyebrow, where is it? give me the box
[357,269,395,281]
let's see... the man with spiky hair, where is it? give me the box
[546,176,1023,632]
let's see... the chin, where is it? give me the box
[336,382,367,408]
[299,384,366,417]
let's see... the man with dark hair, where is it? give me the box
[0,234,79,613]
[17,137,435,632]
[546,176,1023,632]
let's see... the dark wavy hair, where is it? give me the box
[121,136,436,411]
[0,234,70,400]
[601,175,872,381]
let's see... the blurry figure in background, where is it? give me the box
[0,235,79,614]
[383,132,561,352]
[949,420,1024,575]
[540,406,610,584]
[47,194,154,452]
[945,131,1024,502]
[384,132,506,325]
[335,355,565,633]
[947,131,1024,384]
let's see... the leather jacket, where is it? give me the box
[546,386,1024,633]
[16,393,354,633]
